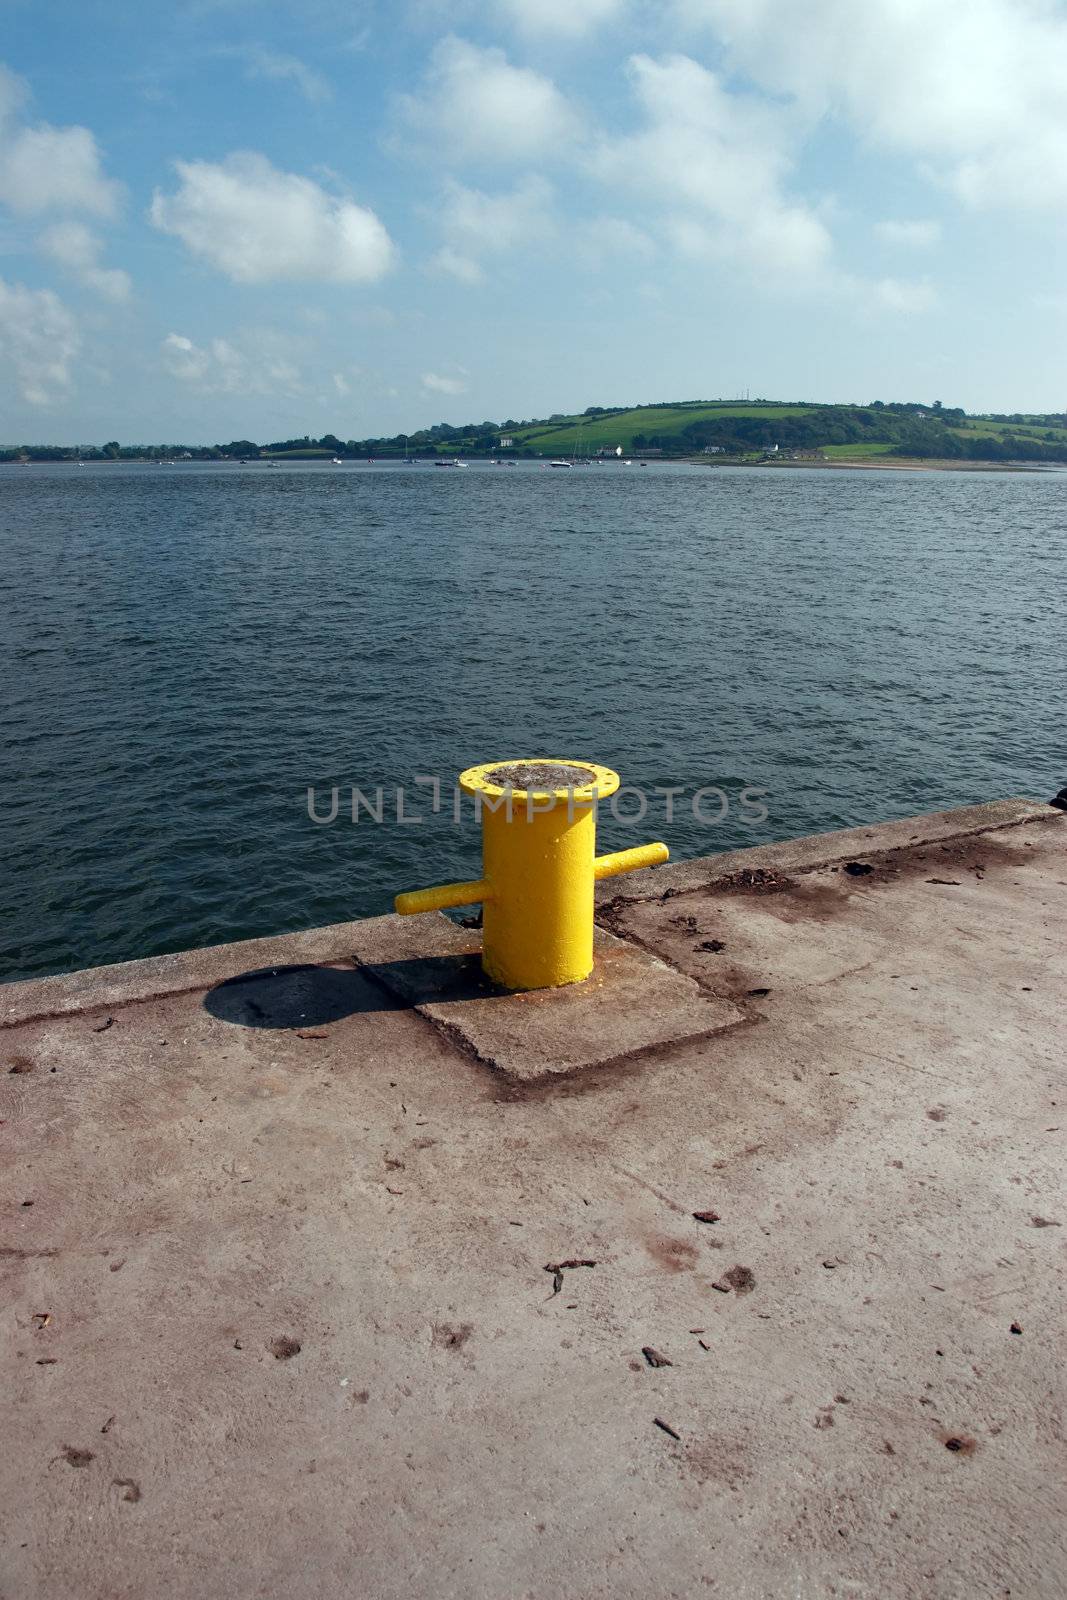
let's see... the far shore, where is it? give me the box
[700,455,1052,473]
[3,454,1057,475]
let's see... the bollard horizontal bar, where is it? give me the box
[395,878,489,916]
[593,842,669,881]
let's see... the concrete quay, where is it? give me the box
[2,797,1065,1599]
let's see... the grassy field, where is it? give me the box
[953,420,1067,442]
[263,448,334,458]
[821,441,896,458]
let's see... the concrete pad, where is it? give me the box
[343,912,745,1085]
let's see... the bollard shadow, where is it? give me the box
[360,953,503,1010]
[204,963,389,1029]
[203,955,500,1029]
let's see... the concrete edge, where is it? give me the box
[594,796,1062,907]
[2,797,1060,1028]
[0,913,438,1030]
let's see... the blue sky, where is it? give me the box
[1,0,1066,442]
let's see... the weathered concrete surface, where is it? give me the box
[2,802,1065,1600]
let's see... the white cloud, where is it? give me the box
[399,36,582,162]
[576,215,656,267]
[591,54,831,276]
[422,371,467,395]
[431,246,486,285]
[1031,291,1067,316]
[162,332,210,384]
[874,218,941,249]
[430,175,556,285]
[579,216,655,256]
[241,48,331,105]
[150,153,395,284]
[494,0,627,39]
[443,174,555,252]
[870,276,937,314]
[161,330,306,396]
[0,61,27,122]
[675,0,1067,211]
[0,276,80,405]
[578,52,929,310]
[0,63,121,217]
[37,221,131,301]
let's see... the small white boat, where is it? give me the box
[332,457,343,465]
[549,459,573,468]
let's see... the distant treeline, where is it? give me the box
[887,423,1067,463]
[4,400,1067,464]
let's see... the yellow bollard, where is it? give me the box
[394,759,668,990]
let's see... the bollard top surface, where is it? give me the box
[460,758,620,801]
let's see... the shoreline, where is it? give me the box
[697,455,1053,473]
[3,455,1057,474]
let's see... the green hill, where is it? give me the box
[494,399,1067,464]
[513,402,813,455]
